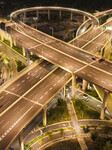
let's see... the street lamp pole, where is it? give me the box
[49,27,53,36]
[37,126,43,136]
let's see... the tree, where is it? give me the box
[103,141,112,150]
[47,131,53,140]
[60,128,64,137]
[91,132,99,141]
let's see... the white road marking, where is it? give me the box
[12,87,15,91]
[88,74,92,77]
[82,71,85,74]
[17,84,20,87]
[0,96,3,99]
[40,96,43,100]
[45,91,48,95]
[101,81,105,84]
[22,80,25,83]
[49,87,52,91]
[103,62,107,65]
[58,80,61,83]
[2,122,9,129]
[95,77,98,80]
[53,84,56,87]
[70,66,73,68]
[0,106,33,142]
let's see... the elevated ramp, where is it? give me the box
[93,85,112,114]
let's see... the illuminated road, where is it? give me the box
[0,7,112,149]
[0,68,71,150]
[7,23,112,92]
[0,60,56,116]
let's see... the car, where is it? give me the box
[98,58,105,63]
[97,104,102,109]
[91,56,96,61]
[0,105,3,108]
[98,49,101,53]
[82,94,89,102]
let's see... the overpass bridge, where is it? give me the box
[0,7,112,150]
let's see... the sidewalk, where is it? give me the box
[67,99,88,150]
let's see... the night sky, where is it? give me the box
[0,0,112,17]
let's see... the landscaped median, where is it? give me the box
[24,127,74,150]
[73,99,101,119]
[47,99,71,125]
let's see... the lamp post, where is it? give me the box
[37,126,43,136]
[49,27,54,36]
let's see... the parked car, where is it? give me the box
[82,94,89,102]
[97,104,102,109]
[91,56,96,61]
[98,58,105,63]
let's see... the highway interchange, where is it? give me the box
[0,7,112,149]
[7,19,112,91]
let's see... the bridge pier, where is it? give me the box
[43,105,47,126]
[26,49,30,66]
[70,12,73,20]
[23,11,26,23]
[13,39,17,46]
[59,10,62,20]
[36,10,39,20]
[0,29,4,41]
[83,15,86,23]
[100,90,109,120]
[9,35,13,47]
[72,73,76,98]
[82,79,88,92]
[19,131,24,150]
[22,46,26,56]
[48,10,50,20]
[63,85,66,100]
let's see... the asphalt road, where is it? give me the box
[1,8,112,149]
[7,26,112,92]
[0,41,27,65]
[0,68,71,150]
[0,60,56,115]
[70,19,112,48]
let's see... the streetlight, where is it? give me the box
[37,126,43,136]
[33,17,38,29]
[49,27,54,36]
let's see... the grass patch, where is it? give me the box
[85,89,101,101]
[109,53,112,61]
[30,55,38,62]
[12,46,23,55]
[25,127,73,150]
[89,132,112,150]
[47,99,71,125]
[3,39,10,46]
[73,99,100,119]
[15,60,26,72]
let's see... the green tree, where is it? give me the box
[91,132,99,141]
[60,128,64,137]
[103,141,112,150]
[47,131,53,140]
[103,126,111,134]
